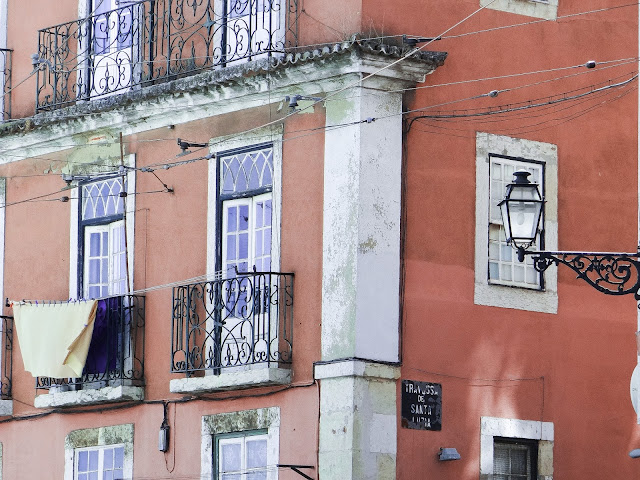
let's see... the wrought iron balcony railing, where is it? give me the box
[0,316,12,399]
[171,271,293,375]
[36,0,299,112]
[0,48,11,121]
[36,295,145,392]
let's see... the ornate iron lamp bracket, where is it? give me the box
[522,249,640,301]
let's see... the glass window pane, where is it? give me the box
[90,233,101,256]
[514,265,525,283]
[89,450,99,470]
[239,205,249,230]
[239,233,248,259]
[526,266,538,284]
[114,447,124,468]
[104,471,114,480]
[101,258,109,282]
[89,259,101,284]
[228,207,237,232]
[489,262,499,280]
[246,439,267,469]
[227,236,236,261]
[221,443,242,471]
[104,448,114,469]
[78,474,88,480]
[500,264,512,281]
[78,450,89,472]
[500,244,512,262]
[89,472,99,480]
[255,202,263,228]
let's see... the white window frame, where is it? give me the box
[78,0,140,100]
[488,156,544,290]
[480,0,558,20]
[201,407,279,480]
[207,127,282,281]
[74,444,126,480]
[216,431,269,479]
[64,424,134,480]
[212,0,287,66]
[222,193,273,276]
[475,132,558,314]
[69,155,135,300]
[481,416,554,479]
[83,219,126,298]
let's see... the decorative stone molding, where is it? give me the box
[170,368,291,394]
[35,385,143,409]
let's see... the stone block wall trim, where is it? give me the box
[314,359,401,380]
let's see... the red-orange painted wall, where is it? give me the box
[0,0,639,478]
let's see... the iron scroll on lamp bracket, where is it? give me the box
[500,170,640,302]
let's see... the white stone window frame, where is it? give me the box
[480,416,554,479]
[475,132,558,314]
[480,0,558,20]
[169,126,287,394]
[64,423,134,480]
[69,155,135,300]
[201,407,280,480]
[36,155,140,408]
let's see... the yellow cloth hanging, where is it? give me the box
[13,301,98,378]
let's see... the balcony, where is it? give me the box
[170,271,293,392]
[34,295,145,407]
[0,48,11,121]
[35,0,299,112]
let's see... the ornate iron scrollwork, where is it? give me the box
[530,251,640,300]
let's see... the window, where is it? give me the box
[488,156,543,289]
[218,145,274,276]
[479,0,558,20]
[494,438,538,480]
[223,0,284,64]
[201,407,279,480]
[216,431,268,479]
[84,0,137,98]
[474,132,558,314]
[75,445,125,480]
[80,177,127,299]
[480,417,553,480]
[64,424,134,480]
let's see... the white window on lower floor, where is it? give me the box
[64,424,133,480]
[75,445,125,480]
[201,407,279,480]
[480,417,553,480]
[494,438,538,480]
[216,431,268,479]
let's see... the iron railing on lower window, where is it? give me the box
[36,295,145,392]
[171,271,293,375]
[0,48,12,121]
[35,0,299,112]
[0,316,12,399]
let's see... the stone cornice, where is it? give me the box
[0,39,447,162]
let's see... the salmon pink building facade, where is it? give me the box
[0,0,638,479]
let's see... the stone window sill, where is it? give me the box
[170,368,291,394]
[34,385,144,408]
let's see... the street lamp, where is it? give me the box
[499,171,640,300]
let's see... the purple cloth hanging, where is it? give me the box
[83,297,121,375]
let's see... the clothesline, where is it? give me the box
[7,267,289,306]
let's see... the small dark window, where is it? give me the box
[494,437,538,480]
